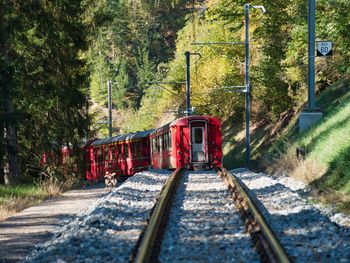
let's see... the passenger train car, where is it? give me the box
[84,115,222,181]
[150,116,222,170]
[87,130,153,181]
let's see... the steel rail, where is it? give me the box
[133,167,184,263]
[219,168,291,263]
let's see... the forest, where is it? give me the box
[0,0,349,188]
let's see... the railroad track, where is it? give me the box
[132,168,290,263]
[219,168,290,263]
[25,168,350,263]
[131,167,185,262]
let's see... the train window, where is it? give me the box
[194,128,203,144]
[124,144,129,158]
[168,132,170,148]
[130,143,134,158]
[137,141,142,158]
[117,144,122,159]
[168,131,172,149]
[165,133,168,149]
[155,136,159,152]
[94,149,98,162]
[104,146,109,161]
[167,133,170,149]
[131,142,138,158]
[111,146,116,160]
[155,137,158,153]
[98,148,103,162]
[157,136,161,152]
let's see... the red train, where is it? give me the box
[83,115,222,181]
[150,116,222,170]
[86,130,153,181]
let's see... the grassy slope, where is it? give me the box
[222,78,350,211]
[295,81,350,189]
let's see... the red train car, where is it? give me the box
[82,139,98,181]
[88,129,153,181]
[41,145,71,167]
[150,116,222,170]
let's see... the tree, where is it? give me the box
[0,1,90,183]
[0,1,21,185]
[85,0,191,135]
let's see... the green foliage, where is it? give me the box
[0,1,91,182]
[20,1,90,157]
[2,0,349,185]
[127,0,350,131]
[151,2,247,121]
[85,0,192,135]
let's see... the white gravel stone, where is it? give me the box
[25,169,171,263]
[233,168,350,262]
[159,171,260,262]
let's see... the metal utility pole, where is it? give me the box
[107,80,112,137]
[185,51,191,116]
[190,4,264,168]
[244,4,251,168]
[308,0,316,109]
[193,4,266,168]
[299,0,323,132]
[243,4,265,168]
[184,51,200,116]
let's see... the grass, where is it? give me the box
[0,163,82,220]
[222,78,350,213]
[222,115,280,170]
[222,118,246,168]
[0,184,48,220]
[266,79,350,213]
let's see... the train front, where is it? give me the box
[171,116,222,170]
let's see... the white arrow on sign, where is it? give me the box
[317,41,333,56]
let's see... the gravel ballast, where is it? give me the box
[233,169,350,262]
[159,171,260,262]
[26,169,171,263]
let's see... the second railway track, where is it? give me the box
[133,168,290,263]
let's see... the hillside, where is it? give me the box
[85,0,350,211]
[223,78,350,212]
[85,0,350,215]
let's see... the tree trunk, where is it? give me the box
[0,124,4,185]
[0,3,6,185]
[4,98,19,185]
[0,2,20,185]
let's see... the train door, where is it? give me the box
[124,143,129,175]
[88,147,96,181]
[159,135,163,168]
[117,144,122,176]
[190,121,208,165]
[96,147,103,179]
[104,145,110,173]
